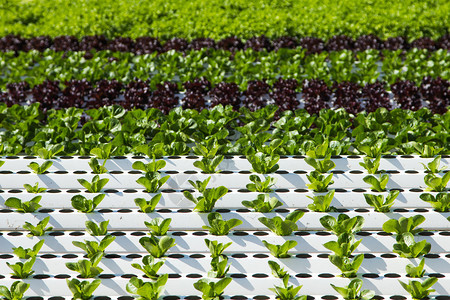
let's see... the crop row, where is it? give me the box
[1,34,449,53]
[0,103,448,156]
[1,0,448,41]
[0,155,448,299]
[0,48,448,91]
[1,77,448,114]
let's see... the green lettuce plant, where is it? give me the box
[205,239,232,258]
[135,194,162,213]
[398,278,438,300]
[247,152,280,174]
[85,220,109,236]
[202,212,242,235]
[269,275,307,300]
[331,278,375,300]
[139,235,176,258]
[363,190,400,212]
[72,235,116,259]
[306,171,334,192]
[320,214,364,235]
[307,190,336,212]
[28,161,53,174]
[12,240,45,259]
[65,253,104,278]
[5,196,42,213]
[66,279,101,300]
[246,175,277,192]
[419,192,450,212]
[131,255,165,280]
[242,193,283,212]
[23,182,46,193]
[193,278,232,300]
[77,175,109,193]
[6,256,36,279]
[0,281,30,300]
[262,240,298,258]
[144,218,171,236]
[23,216,53,236]
[126,274,168,300]
[71,194,105,213]
[258,210,304,236]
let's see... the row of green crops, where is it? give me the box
[0,104,448,156]
[1,155,447,299]
[0,48,448,90]
[1,0,448,40]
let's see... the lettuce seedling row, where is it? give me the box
[0,156,448,298]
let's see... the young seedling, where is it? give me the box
[132,159,166,173]
[306,171,334,192]
[202,212,243,235]
[0,281,30,300]
[135,194,162,213]
[12,240,45,259]
[139,235,176,258]
[268,261,288,278]
[324,233,362,257]
[5,196,42,213]
[72,235,116,259]
[71,194,105,213]
[382,215,425,238]
[242,194,283,212]
[205,239,232,258]
[23,216,53,236]
[363,190,400,212]
[77,175,109,193]
[85,220,109,236]
[320,214,364,235]
[28,161,53,174]
[393,232,431,258]
[414,144,443,158]
[65,253,104,278]
[363,174,389,192]
[88,158,108,174]
[305,156,336,173]
[307,190,336,212]
[398,277,438,300]
[144,218,171,236]
[6,256,36,279]
[421,156,446,173]
[208,255,230,278]
[183,179,228,212]
[247,152,280,174]
[359,155,382,174]
[246,175,277,193]
[329,254,364,278]
[126,274,168,300]
[193,155,224,174]
[131,255,165,280]
[259,210,304,236]
[23,182,46,193]
[269,274,307,300]
[262,240,298,258]
[331,278,375,300]
[36,144,64,159]
[136,172,170,193]
[90,144,115,159]
[405,258,426,278]
[193,278,232,300]
[419,192,450,212]
[66,278,101,300]
[424,172,450,192]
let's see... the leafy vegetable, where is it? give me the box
[193,278,232,300]
[6,256,36,279]
[205,239,232,258]
[305,156,335,173]
[139,235,176,258]
[28,161,53,174]
[208,255,230,278]
[247,152,280,174]
[85,220,109,236]
[307,190,336,212]
[246,175,277,193]
[144,218,171,236]
[331,278,375,300]
[131,255,165,280]
[72,235,116,259]
[393,232,431,258]
[183,179,228,212]
[363,174,389,192]
[88,158,108,174]
[5,196,42,213]
[90,144,115,159]
[77,175,109,193]
[136,172,170,193]
[359,155,381,174]
[71,194,105,213]
[262,240,298,258]
[268,261,288,278]
[421,155,446,173]
[0,281,30,300]
[242,193,283,212]
[126,274,168,300]
[258,210,304,236]
[269,274,307,300]
[398,278,438,300]
[405,258,426,278]
[424,172,450,192]
[135,194,162,213]
[23,182,46,193]
[12,240,45,259]
[22,216,53,236]
[66,279,101,300]
[36,145,64,159]
[382,215,425,237]
[419,192,450,212]
[132,159,166,173]
[306,171,334,192]
[329,254,364,278]
[202,212,242,235]
[324,233,362,257]
[320,214,364,235]
[65,253,104,278]
[193,139,224,173]
[363,190,400,212]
